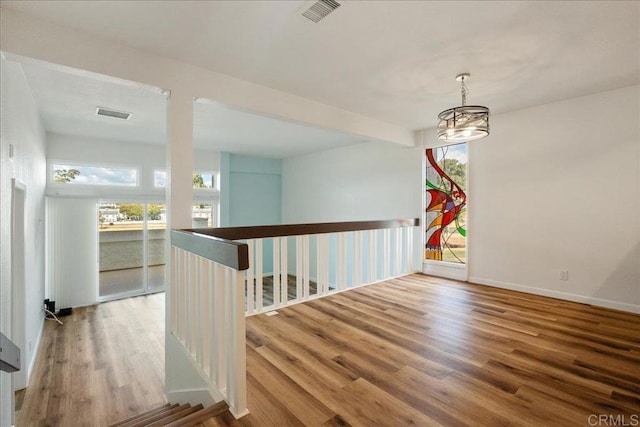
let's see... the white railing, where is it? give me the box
[170,232,249,418]
[244,227,415,316]
[169,218,418,418]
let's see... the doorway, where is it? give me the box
[11,179,27,391]
[98,202,166,300]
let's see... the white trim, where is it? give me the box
[469,276,640,314]
[26,317,45,385]
[48,159,141,188]
[423,261,468,281]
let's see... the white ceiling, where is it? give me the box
[2,0,638,131]
[15,58,369,158]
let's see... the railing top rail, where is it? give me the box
[182,218,419,241]
[171,230,250,270]
[171,218,419,271]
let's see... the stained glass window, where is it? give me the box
[425,143,467,263]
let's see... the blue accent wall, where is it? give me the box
[220,153,282,273]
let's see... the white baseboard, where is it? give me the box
[469,276,640,314]
[423,262,467,281]
[26,316,45,386]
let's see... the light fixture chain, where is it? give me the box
[460,77,468,106]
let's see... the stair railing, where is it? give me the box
[170,218,419,418]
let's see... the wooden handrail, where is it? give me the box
[171,218,419,271]
[171,230,250,270]
[184,218,419,241]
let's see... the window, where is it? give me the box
[192,203,216,228]
[154,170,166,188]
[52,163,137,186]
[425,143,467,263]
[193,172,215,189]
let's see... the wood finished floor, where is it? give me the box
[16,294,166,427]
[18,274,640,426]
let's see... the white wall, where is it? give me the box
[46,197,99,309]
[0,56,47,425]
[46,132,219,200]
[420,85,640,312]
[283,142,423,223]
[282,141,424,269]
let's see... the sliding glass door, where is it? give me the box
[99,202,166,300]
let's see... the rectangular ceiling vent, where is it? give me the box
[301,0,341,23]
[96,107,131,120]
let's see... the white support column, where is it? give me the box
[226,269,248,418]
[255,239,263,312]
[165,90,195,394]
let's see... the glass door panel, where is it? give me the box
[99,202,145,298]
[147,203,166,293]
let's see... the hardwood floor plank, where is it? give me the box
[18,274,640,426]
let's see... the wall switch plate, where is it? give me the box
[559,270,569,281]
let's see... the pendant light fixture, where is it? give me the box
[437,73,490,142]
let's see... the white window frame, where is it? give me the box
[48,159,140,188]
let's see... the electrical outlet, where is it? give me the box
[559,270,569,281]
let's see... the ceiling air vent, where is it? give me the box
[96,107,131,120]
[301,0,341,23]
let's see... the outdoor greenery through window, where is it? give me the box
[53,163,137,186]
[425,143,467,263]
[193,172,215,189]
[153,171,216,189]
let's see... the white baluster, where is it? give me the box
[273,237,280,307]
[302,235,310,299]
[256,239,263,312]
[170,247,178,334]
[281,237,288,305]
[296,236,303,300]
[406,226,413,273]
[246,240,254,315]
[354,231,363,287]
[369,230,377,283]
[322,234,331,295]
[383,228,390,279]
[226,269,248,417]
[337,232,346,291]
[195,255,203,364]
[214,262,226,391]
[395,228,402,276]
